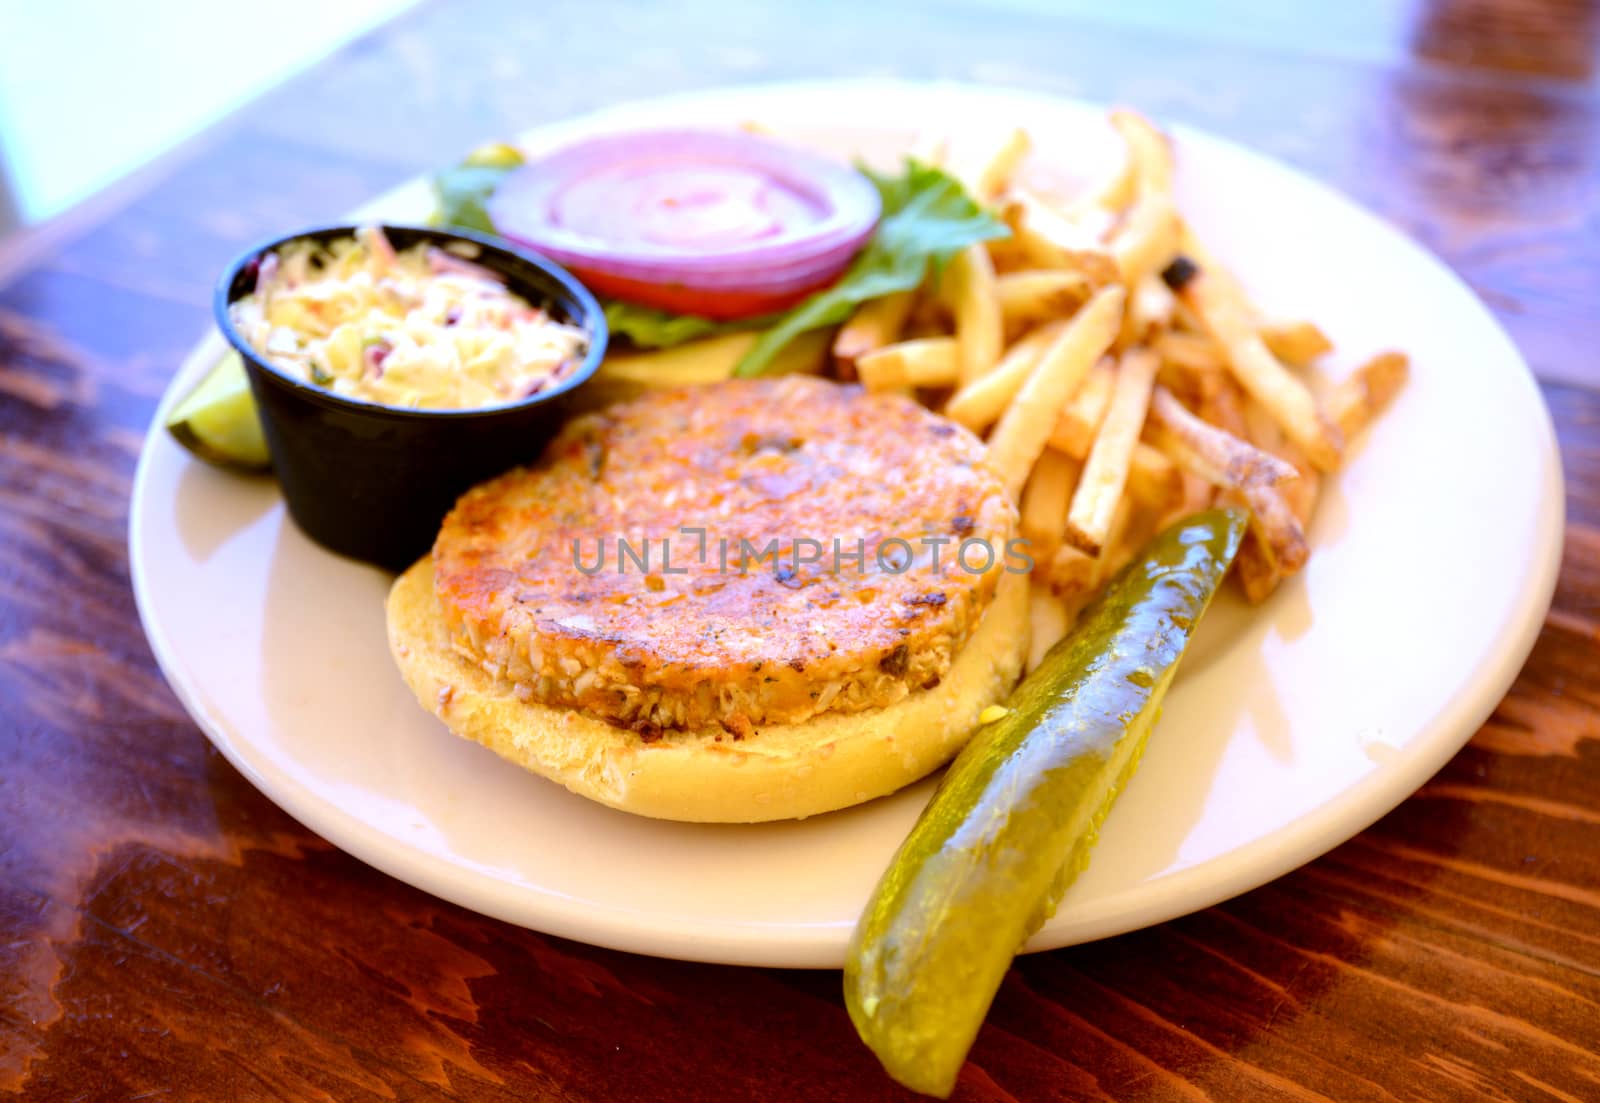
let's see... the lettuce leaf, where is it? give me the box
[432,159,523,236]
[603,299,771,348]
[732,161,1007,377]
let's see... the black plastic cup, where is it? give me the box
[214,224,606,572]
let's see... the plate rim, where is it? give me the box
[129,77,1566,967]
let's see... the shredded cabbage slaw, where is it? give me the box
[229,226,588,410]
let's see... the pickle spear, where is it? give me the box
[844,508,1246,1097]
[165,351,271,471]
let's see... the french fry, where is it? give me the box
[855,337,961,391]
[1179,269,1344,471]
[1260,320,1334,367]
[1120,273,1177,347]
[998,191,1120,285]
[963,127,1033,203]
[1153,331,1226,405]
[1147,385,1299,490]
[1048,544,1098,596]
[1234,534,1283,604]
[1111,193,1178,287]
[1154,330,1226,373]
[1181,469,1213,508]
[997,270,1095,337]
[833,291,917,378]
[1328,351,1409,441]
[944,245,1004,385]
[1066,349,1159,553]
[986,285,1127,499]
[1091,495,1142,587]
[1220,392,1312,595]
[1064,150,1136,220]
[1241,395,1320,527]
[1126,442,1184,511]
[985,236,1035,275]
[1046,356,1115,458]
[943,321,1066,432]
[1110,108,1173,190]
[1027,580,1070,673]
[1199,375,1251,439]
[1241,484,1309,574]
[1106,110,1179,286]
[1019,449,1079,562]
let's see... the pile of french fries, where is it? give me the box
[835,111,1409,669]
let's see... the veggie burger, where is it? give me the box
[388,129,1026,821]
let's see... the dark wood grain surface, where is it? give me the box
[2,1,1597,1099]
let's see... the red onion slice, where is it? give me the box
[488,130,880,316]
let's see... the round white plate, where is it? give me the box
[130,80,1563,967]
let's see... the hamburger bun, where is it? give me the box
[387,558,1028,823]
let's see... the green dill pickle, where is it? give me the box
[844,509,1247,1097]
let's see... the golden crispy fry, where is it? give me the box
[1148,385,1299,490]
[964,127,1033,203]
[1110,108,1173,190]
[1240,395,1321,527]
[1019,448,1079,563]
[1064,150,1137,219]
[832,289,921,376]
[1329,351,1409,442]
[1154,330,1225,373]
[1180,469,1214,509]
[1048,543,1098,596]
[986,285,1127,499]
[1127,442,1184,511]
[855,337,960,391]
[1153,331,1226,406]
[1199,374,1251,439]
[1242,484,1309,574]
[944,245,1004,385]
[833,291,916,379]
[1066,350,1158,554]
[1026,580,1070,673]
[1106,110,1179,286]
[1091,496,1142,587]
[1260,320,1334,367]
[984,233,1033,274]
[1120,272,1177,347]
[997,270,1095,338]
[1220,395,1312,599]
[1234,534,1282,604]
[1046,356,1115,458]
[1179,269,1344,471]
[998,191,1120,285]
[1110,193,1178,287]
[944,321,1066,432]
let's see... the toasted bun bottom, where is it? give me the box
[387,560,1030,822]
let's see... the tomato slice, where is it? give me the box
[573,267,830,321]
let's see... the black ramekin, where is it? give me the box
[214,223,606,572]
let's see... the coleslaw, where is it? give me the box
[229,226,588,410]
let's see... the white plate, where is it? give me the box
[130,80,1564,968]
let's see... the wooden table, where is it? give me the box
[2,1,1596,1098]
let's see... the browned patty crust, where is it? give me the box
[432,376,1018,733]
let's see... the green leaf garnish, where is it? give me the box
[602,300,772,348]
[732,161,1008,377]
[432,154,524,236]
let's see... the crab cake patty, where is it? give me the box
[431,376,1017,734]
